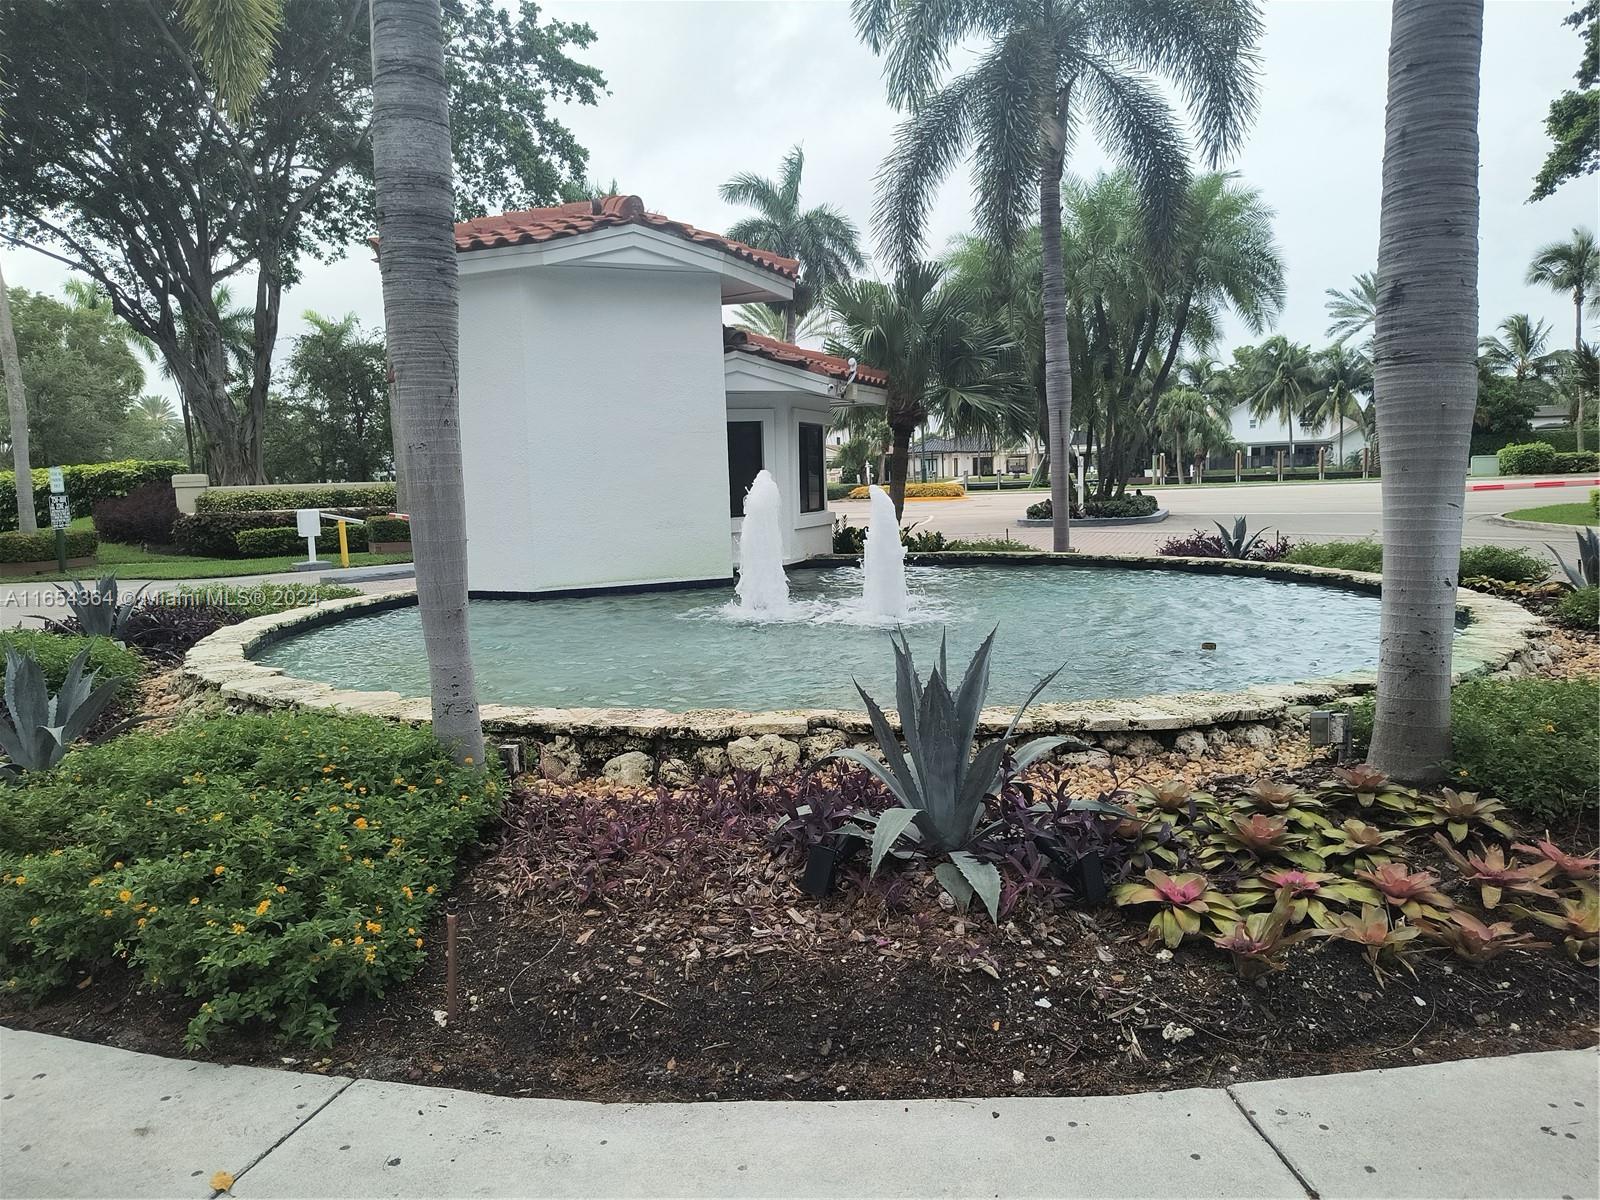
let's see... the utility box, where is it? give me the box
[1468,455,1500,477]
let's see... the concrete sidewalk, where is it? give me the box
[1,1029,1594,1199]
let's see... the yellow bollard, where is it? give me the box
[336,518,350,568]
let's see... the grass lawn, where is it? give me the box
[1504,501,1598,526]
[13,537,411,582]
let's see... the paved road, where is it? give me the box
[2,1027,1595,1199]
[836,477,1597,557]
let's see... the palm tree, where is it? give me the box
[1306,344,1373,467]
[826,262,1022,516]
[856,0,1264,551]
[1367,0,1483,781]
[370,0,484,764]
[0,258,37,533]
[1478,313,1562,387]
[1245,337,1318,467]
[1527,227,1599,450]
[731,302,833,345]
[1154,387,1231,484]
[719,146,865,344]
[1325,271,1379,349]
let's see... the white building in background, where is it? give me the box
[450,195,884,595]
[1219,408,1370,471]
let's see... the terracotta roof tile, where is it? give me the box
[453,195,799,280]
[724,327,889,388]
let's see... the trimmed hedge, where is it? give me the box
[235,524,372,557]
[1024,495,1159,520]
[1472,427,1599,458]
[367,515,411,542]
[0,461,185,532]
[846,481,965,499]
[91,481,180,546]
[195,483,396,514]
[0,529,97,564]
[173,508,387,558]
[1497,442,1558,475]
[0,630,143,702]
[1552,450,1600,473]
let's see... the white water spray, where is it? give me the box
[734,469,791,617]
[861,484,909,622]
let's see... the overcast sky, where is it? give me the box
[5,0,1596,398]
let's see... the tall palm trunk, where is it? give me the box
[1040,141,1072,551]
[1574,291,1586,453]
[1368,0,1482,781]
[371,0,483,764]
[887,415,914,517]
[783,304,798,345]
[0,260,38,534]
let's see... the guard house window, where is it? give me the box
[727,421,763,518]
[799,422,825,513]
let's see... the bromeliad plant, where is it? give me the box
[1405,789,1516,843]
[1112,868,1240,949]
[1431,835,1559,909]
[1317,904,1421,984]
[1322,763,1394,808]
[1422,911,1549,964]
[1321,819,1408,866]
[1236,868,1379,928]
[53,576,152,640]
[1512,888,1600,966]
[0,647,124,780]
[1355,863,1453,921]
[826,630,1121,920]
[1210,890,1315,979]
[1511,837,1600,881]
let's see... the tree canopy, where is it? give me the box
[1530,0,1598,201]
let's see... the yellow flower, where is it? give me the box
[28,916,39,926]
[118,889,132,903]
[414,938,423,948]
[136,918,147,928]
[393,777,404,786]
[189,897,199,906]
[463,756,474,765]
[275,885,287,894]
[407,785,417,793]
[230,922,246,934]
[13,876,24,886]
[101,908,113,917]
[343,782,354,792]
[433,777,443,786]
[89,877,102,887]
[364,920,382,933]
[255,899,272,916]
[353,936,364,945]
[402,886,414,901]
[113,861,123,869]
[332,938,344,947]
[353,817,368,829]
[425,885,436,895]
[214,865,226,876]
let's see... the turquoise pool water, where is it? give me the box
[256,564,1387,712]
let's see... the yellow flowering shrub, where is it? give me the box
[0,712,499,1048]
[845,481,966,500]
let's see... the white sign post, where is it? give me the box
[294,508,328,571]
[47,467,68,570]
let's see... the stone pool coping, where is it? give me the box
[180,553,1547,781]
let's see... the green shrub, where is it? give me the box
[1024,495,1157,520]
[1346,678,1598,822]
[367,515,411,542]
[0,712,499,1047]
[195,483,396,514]
[1592,488,1599,521]
[1552,450,1600,474]
[1554,586,1598,630]
[1497,442,1558,475]
[172,509,385,558]
[0,631,143,701]
[0,461,185,532]
[167,582,362,618]
[0,529,98,564]
[1457,544,1549,583]
[1283,539,1384,573]
[944,537,1040,552]
[234,524,374,557]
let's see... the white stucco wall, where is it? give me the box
[459,263,733,593]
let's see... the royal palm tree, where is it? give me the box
[1306,343,1373,467]
[827,262,1023,516]
[0,258,37,533]
[1478,314,1562,384]
[1245,337,1318,467]
[1527,226,1599,450]
[1325,271,1379,349]
[1154,387,1231,484]
[731,302,834,345]
[719,146,865,344]
[856,0,1264,551]
[1367,0,1483,781]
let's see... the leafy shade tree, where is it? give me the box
[370,0,483,764]
[719,147,865,344]
[1529,0,1597,202]
[1305,343,1372,467]
[1527,226,1599,450]
[0,260,34,533]
[1,286,148,466]
[1368,0,1483,781]
[0,0,603,483]
[826,262,1022,516]
[1243,337,1319,465]
[267,312,392,483]
[857,0,1264,551]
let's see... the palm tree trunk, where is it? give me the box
[783,304,798,345]
[371,0,484,765]
[887,418,913,518]
[1575,292,1586,454]
[1040,142,1072,552]
[1368,0,1483,781]
[0,260,38,534]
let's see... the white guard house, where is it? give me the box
[453,195,886,596]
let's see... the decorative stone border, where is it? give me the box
[1016,508,1168,528]
[181,553,1549,784]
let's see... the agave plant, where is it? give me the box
[1431,835,1559,909]
[53,576,152,640]
[1421,911,1549,964]
[1112,868,1239,949]
[1317,904,1420,984]
[1236,868,1379,928]
[1408,789,1515,843]
[1512,888,1599,966]
[826,630,1117,920]
[0,647,123,780]
[1545,528,1598,589]
[1511,837,1600,880]
[1355,863,1453,920]
[1213,517,1274,560]
[1210,891,1315,980]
